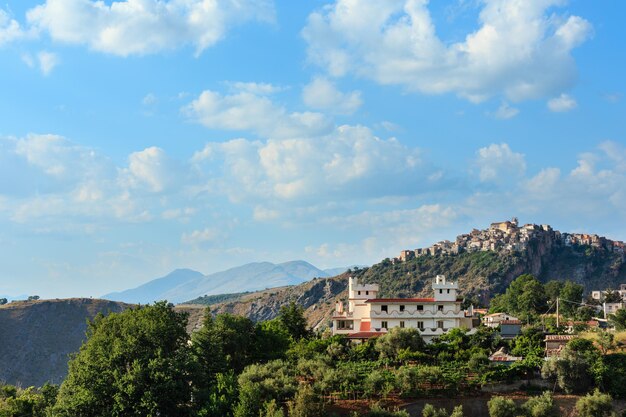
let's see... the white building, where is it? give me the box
[591,285,626,303]
[482,312,520,328]
[332,275,474,342]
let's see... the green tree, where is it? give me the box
[215,314,257,373]
[53,302,195,417]
[604,290,622,303]
[487,396,517,417]
[255,319,292,362]
[422,404,463,417]
[609,309,626,330]
[575,389,616,417]
[544,281,563,303]
[375,327,425,360]
[541,339,600,394]
[559,281,584,318]
[521,391,557,417]
[489,274,547,321]
[596,331,615,355]
[286,384,324,417]
[279,302,310,341]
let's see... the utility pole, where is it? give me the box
[556,297,559,328]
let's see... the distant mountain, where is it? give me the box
[103,269,205,305]
[103,260,334,304]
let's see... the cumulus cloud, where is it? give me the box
[120,147,179,193]
[0,9,26,45]
[302,77,362,115]
[26,0,275,56]
[302,0,592,102]
[547,93,577,112]
[226,81,285,95]
[474,143,526,183]
[191,124,435,202]
[184,89,333,139]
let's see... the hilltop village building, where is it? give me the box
[396,218,626,262]
[332,276,475,342]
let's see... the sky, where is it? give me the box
[0,0,625,298]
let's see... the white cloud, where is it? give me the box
[191,124,432,202]
[142,93,158,106]
[474,143,526,182]
[227,81,285,95]
[21,50,60,75]
[26,0,275,56]
[547,93,577,112]
[489,102,519,119]
[181,227,220,245]
[302,77,362,115]
[0,9,25,45]
[120,147,178,193]
[184,89,333,139]
[302,0,592,102]
[37,51,59,75]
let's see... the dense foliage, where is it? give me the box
[5,279,626,417]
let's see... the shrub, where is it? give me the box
[487,396,517,417]
[575,389,615,417]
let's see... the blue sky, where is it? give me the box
[0,0,625,298]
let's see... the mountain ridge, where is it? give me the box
[103,260,353,305]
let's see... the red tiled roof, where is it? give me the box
[346,332,385,339]
[366,298,436,303]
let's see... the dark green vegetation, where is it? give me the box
[182,291,253,306]
[352,245,626,305]
[4,289,626,417]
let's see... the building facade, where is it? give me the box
[332,275,474,342]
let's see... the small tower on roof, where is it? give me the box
[348,277,379,312]
[432,275,458,302]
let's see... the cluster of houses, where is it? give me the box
[590,284,626,316]
[332,276,622,365]
[396,218,626,262]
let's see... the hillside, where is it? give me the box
[204,222,626,326]
[103,260,340,304]
[0,298,210,387]
[0,298,132,387]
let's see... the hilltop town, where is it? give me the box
[397,218,626,262]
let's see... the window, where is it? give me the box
[417,321,424,330]
[358,291,361,295]
[417,305,424,311]
[400,321,405,328]
[381,305,388,312]
[337,320,353,330]
[438,305,444,311]
[366,291,369,295]
[381,321,388,329]
[437,320,444,329]
[439,289,442,294]
[399,305,405,312]
[447,289,450,294]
